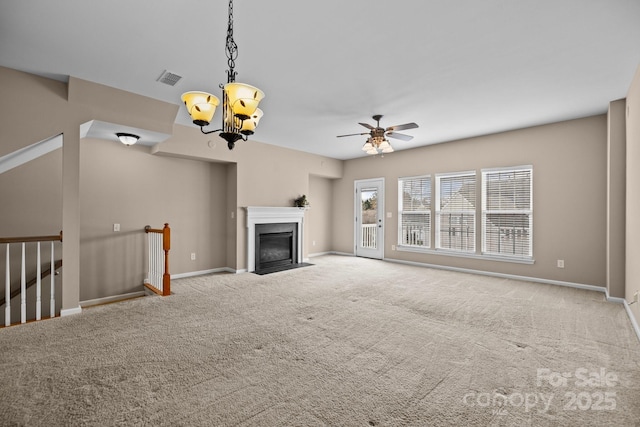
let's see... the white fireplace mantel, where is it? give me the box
[245,207,305,272]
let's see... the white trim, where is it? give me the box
[606,295,626,304]
[330,251,356,257]
[384,257,605,293]
[0,134,63,175]
[234,269,248,274]
[60,306,82,317]
[621,301,640,343]
[605,290,640,343]
[80,291,145,308]
[309,251,332,258]
[171,267,233,279]
[245,207,305,273]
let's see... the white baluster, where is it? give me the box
[151,233,155,287]
[159,234,165,293]
[5,244,10,327]
[154,234,157,290]
[36,241,41,321]
[20,242,26,324]
[157,234,162,291]
[50,241,55,318]
[151,233,156,288]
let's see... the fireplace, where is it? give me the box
[246,207,305,273]
[255,222,297,272]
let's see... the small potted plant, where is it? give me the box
[293,194,310,209]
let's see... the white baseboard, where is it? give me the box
[309,252,331,258]
[80,291,146,308]
[60,306,82,317]
[622,301,640,343]
[171,267,234,279]
[329,251,356,257]
[384,257,607,294]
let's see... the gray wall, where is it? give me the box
[308,175,334,255]
[333,115,608,287]
[79,138,228,300]
[626,65,640,325]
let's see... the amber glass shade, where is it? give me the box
[181,91,220,126]
[240,108,263,135]
[225,83,265,119]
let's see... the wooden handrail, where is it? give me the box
[0,231,62,245]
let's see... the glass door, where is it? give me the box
[355,179,384,259]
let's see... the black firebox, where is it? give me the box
[254,222,298,273]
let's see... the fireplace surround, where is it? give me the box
[246,207,305,273]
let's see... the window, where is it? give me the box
[436,172,476,252]
[482,166,532,258]
[398,176,431,248]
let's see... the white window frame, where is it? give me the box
[435,171,476,253]
[398,175,431,249]
[481,165,533,259]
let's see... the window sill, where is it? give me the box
[396,245,535,265]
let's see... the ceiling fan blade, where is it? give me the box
[359,122,374,130]
[386,122,418,132]
[386,131,414,141]
[336,132,369,138]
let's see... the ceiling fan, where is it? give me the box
[337,114,419,155]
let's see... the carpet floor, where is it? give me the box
[1,255,639,426]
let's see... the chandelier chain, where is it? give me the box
[225,0,238,83]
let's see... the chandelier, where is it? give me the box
[181,0,264,150]
[361,135,394,155]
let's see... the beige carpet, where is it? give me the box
[1,255,639,426]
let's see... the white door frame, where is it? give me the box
[354,178,385,259]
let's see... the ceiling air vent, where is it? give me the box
[157,70,182,86]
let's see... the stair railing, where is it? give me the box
[1,231,63,326]
[144,224,170,296]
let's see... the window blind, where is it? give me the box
[398,176,431,248]
[482,167,532,258]
[436,172,476,252]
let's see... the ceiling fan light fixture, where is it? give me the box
[337,115,419,156]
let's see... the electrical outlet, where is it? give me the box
[312,240,316,246]
[190,253,196,261]
[231,211,235,219]
[113,223,120,232]
[557,260,564,268]
[634,291,640,304]
[392,245,396,251]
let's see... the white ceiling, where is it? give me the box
[1,0,639,160]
